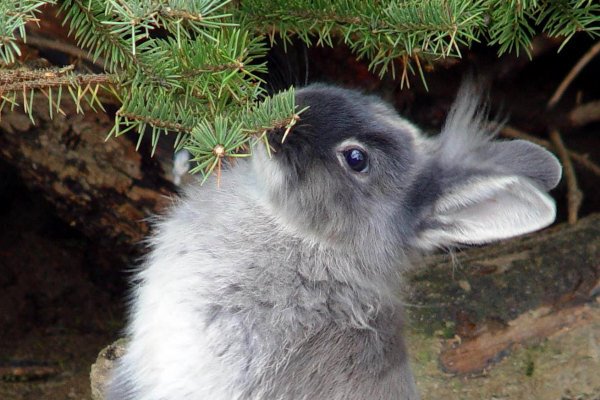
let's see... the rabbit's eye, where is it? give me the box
[343,148,368,172]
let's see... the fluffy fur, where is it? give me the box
[108,83,562,400]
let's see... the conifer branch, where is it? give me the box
[0,0,55,65]
[0,71,113,92]
[116,111,193,133]
[2,0,599,180]
[0,65,112,121]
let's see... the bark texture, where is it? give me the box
[409,213,600,374]
[0,97,175,256]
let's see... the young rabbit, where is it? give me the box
[108,82,562,400]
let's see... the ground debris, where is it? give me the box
[0,360,60,382]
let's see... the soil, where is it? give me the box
[411,305,600,400]
[0,161,125,400]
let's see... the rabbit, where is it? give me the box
[107,81,562,400]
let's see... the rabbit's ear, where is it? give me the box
[479,140,562,191]
[435,81,562,191]
[417,174,556,248]
[413,79,562,249]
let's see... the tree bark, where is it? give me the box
[0,96,176,257]
[408,213,600,374]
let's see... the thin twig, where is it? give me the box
[23,33,107,70]
[499,124,600,178]
[0,361,59,382]
[566,151,600,178]
[549,129,583,225]
[569,100,600,127]
[0,73,113,93]
[499,125,548,147]
[117,111,193,133]
[0,65,74,85]
[547,40,600,110]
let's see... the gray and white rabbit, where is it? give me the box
[108,82,562,400]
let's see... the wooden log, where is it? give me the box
[0,96,176,256]
[90,339,128,400]
[407,213,600,374]
[438,302,597,375]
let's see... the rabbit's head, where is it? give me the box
[253,83,562,257]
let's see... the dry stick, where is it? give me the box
[498,125,548,147]
[549,129,583,224]
[569,100,600,127]
[0,362,60,382]
[23,34,107,71]
[499,125,600,178]
[547,40,600,109]
[545,41,600,224]
[0,74,113,93]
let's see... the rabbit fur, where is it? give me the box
[108,82,562,400]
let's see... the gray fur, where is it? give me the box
[108,83,561,400]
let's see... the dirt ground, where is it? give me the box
[412,304,600,400]
[0,162,125,400]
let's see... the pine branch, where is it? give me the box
[107,28,269,156]
[184,87,304,181]
[0,66,112,121]
[60,0,168,83]
[0,0,55,65]
[2,0,599,180]
[240,0,487,77]
[488,0,537,57]
[538,0,600,50]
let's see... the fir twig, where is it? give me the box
[116,111,193,133]
[22,32,108,69]
[184,87,304,182]
[0,72,113,92]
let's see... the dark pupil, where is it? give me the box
[344,149,367,172]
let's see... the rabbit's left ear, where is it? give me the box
[412,80,562,249]
[417,174,556,248]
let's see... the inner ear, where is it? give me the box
[417,175,556,249]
